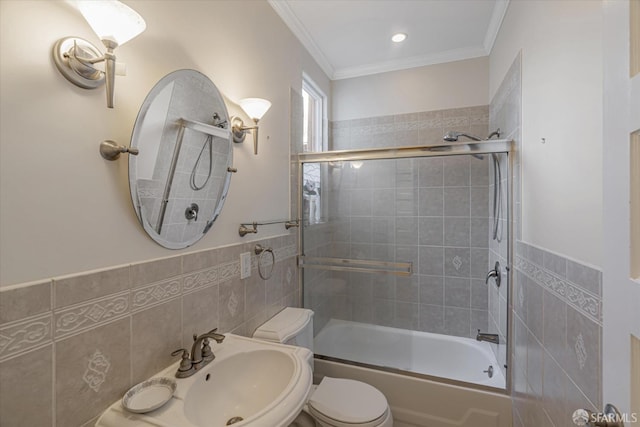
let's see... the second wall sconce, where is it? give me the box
[231,98,272,155]
[52,0,146,108]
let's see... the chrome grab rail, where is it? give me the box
[238,219,299,237]
[298,256,412,277]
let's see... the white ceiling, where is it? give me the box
[268,0,509,80]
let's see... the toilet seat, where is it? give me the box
[307,377,389,427]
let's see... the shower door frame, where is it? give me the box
[296,139,514,395]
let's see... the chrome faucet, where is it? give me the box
[476,329,500,345]
[171,328,225,378]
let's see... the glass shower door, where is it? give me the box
[298,143,511,390]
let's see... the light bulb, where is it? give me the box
[391,33,407,43]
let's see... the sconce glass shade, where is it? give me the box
[78,0,146,47]
[239,98,272,120]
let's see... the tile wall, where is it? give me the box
[311,106,493,339]
[512,242,602,426]
[0,235,298,427]
[491,52,604,426]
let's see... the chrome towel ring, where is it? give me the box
[254,244,275,280]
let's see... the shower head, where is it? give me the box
[442,131,459,142]
[442,131,482,142]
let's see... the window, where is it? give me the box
[302,74,327,152]
[301,74,327,224]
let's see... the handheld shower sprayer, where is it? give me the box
[440,128,503,242]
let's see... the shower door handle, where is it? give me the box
[486,262,501,287]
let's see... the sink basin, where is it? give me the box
[95,334,313,427]
[184,349,297,426]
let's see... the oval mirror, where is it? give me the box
[129,69,233,249]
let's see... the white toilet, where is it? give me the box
[253,308,394,427]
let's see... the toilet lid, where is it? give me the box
[308,377,388,425]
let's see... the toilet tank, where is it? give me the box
[253,308,314,353]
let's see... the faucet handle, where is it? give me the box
[201,340,214,361]
[171,348,192,372]
[485,261,501,287]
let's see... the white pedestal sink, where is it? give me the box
[96,334,313,427]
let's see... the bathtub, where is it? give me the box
[313,319,506,388]
[313,319,512,427]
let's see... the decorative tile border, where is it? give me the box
[566,283,600,320]
[219,261,240,282]
[182,266,218,294]
[516,256,567,297]
[3,238,300,348]
[55,291,129,338]
[515,256,601,325]
[131,278,182,312]
[0,313,53,361]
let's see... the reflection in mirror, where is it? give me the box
[129,70,233,249]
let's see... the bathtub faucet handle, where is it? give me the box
[485,261,501,287]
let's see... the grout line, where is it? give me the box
[52,341,56,427]
[129,312,133,388]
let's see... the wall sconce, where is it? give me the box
[231,98,272,155]
[52,0,146,108]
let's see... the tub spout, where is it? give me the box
[476,330,500,345]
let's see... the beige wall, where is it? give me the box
[331,56,489,121]
[0,0,329,287]
[490,0,603,267]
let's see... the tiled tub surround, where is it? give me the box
[0,235,298,427]
[512,242,602,427]
[311,106,493,340]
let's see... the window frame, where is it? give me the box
[301,74,328,225]
[302,73,328,153]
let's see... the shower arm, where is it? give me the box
[444,129,501,143]
[456,133,482,141]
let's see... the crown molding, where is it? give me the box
[483,0,511,54]
[267,0,335,79]
[332,46,488,80]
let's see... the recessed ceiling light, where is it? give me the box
[391,33,407,43]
